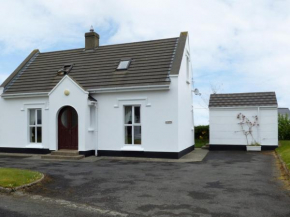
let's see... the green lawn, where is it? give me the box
[195,139,209,148]
[276,140,290,170]
[0,168,43,188]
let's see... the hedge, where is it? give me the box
[278,114,290,140]
[195,125,209,140]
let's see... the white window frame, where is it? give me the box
[28,109,42,144]
[124,105,141,145]
[117,60,131,70]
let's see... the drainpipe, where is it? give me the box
[257,106,260,144]
[95,103,98,156]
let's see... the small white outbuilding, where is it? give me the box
[209,92,278,150]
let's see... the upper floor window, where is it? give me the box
[124,106,141,145]
[29,109,42,143]
[117,60,131,70]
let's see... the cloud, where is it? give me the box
[0,0,290,124]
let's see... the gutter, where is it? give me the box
[209,106,278,109]
[88,84,170,93]
[1,84,170,98]
[1,92,48,99]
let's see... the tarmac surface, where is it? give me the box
[0,150,290,217]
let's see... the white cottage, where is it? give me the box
[209,92,278,150]
[0,30,194,159]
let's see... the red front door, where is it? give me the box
[58,106,78,150]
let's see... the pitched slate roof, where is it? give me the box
[209,92,278,108]
[1,32,188,95]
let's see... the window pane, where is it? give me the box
[37,127,42,143]
[117,60,130,70]
[37,110,42,125]
[134,107,141,123]
[61,110,68,128]
[125,126,132,144]
[30,110,35,125]
[134,126,141,144]
[125,106,132,124]
[30,127,35,143]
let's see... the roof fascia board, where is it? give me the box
[1,49,40,88]
[209,106,278,109]
[1,92,48,99]
[48,75,89,96]
[170,32,188,75]
[88,85,170,93]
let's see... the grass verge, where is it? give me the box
[276,140,290,170]
[195,139,209,148]
[0,168,43,188]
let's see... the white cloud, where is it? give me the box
[0,0,290,124]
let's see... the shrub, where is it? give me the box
[278,114,290,140]
[195,125,209,140]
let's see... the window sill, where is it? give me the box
[88,128,95,132]
[26,143,44,149]
[121,146,144,151]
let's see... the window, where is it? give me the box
[117,60,130,70]
[57,64,74,75]
[29,109,42,143]
[124,106,141,145]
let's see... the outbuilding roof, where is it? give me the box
[1,32,188,95]
[278,108,290,117]
[209,92,278,108]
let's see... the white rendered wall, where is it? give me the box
[48,76,92,151]
[0,95,50,149]
[0,36,194,154]
[177,36,194,151]
[259,108,278,145]
[92,78,179,153]
[0,76,97,152]
[209,107,278,146]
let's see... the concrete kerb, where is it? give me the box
[275,150,290,178]
[0,149,209,163]
[0,174,45,193]
[97,149,209,163]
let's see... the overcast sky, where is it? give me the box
[0,0,290,125]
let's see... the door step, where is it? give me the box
[201,144,210,149]
[51,150,79,156]
[41,150,84,160]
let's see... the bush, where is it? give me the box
[278,114,290,140]
[195,125,209,140]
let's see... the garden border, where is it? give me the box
[275,150,290,178]
[0,173,44,193]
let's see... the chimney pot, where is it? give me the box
[85,30,99,50]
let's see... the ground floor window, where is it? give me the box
[124,105,141,145]
[29,109,42,143]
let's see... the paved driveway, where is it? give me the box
[0,151,290,217]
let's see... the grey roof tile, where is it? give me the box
[2,34,186,94]
[209,92,278,107]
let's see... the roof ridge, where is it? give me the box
[41,37,179,54]
[210,91,276,96]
